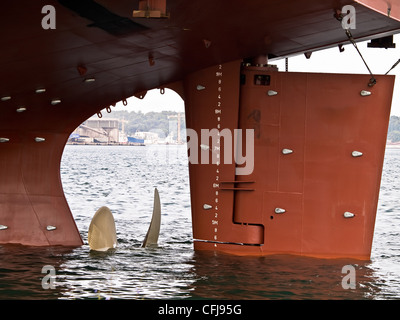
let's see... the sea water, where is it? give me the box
[0,144,399,300]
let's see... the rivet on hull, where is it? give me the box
[282,148,293,155]
[16,107,27,113]
[203,204,213,210]
[0,138,10,143]
[197,85,206,91]
[360,90,371,96]
[352,151,363,157]
[1,96,11,101]
[35,137,46,142]
[46,225,56,231]
[344,212,355,218]
[51,99,61,105]
[275,208,286,214]
[267,90,278,96]
[0,225,8,230]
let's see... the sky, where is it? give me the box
[109,34,400,116]
[112,88,185,114]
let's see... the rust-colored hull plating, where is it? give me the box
[184,61,393,260]
[0,132,83,246]
[0,1,399,259]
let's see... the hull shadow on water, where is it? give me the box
[0,242,389,300]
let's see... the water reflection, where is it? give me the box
[0,244,75,299]
[0,242,394,300]
[188,251,383,300]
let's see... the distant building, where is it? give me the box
[70,118,120,143]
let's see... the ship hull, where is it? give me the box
[184,61,393,260]
[0,0,399,258]
[0,131,83,246]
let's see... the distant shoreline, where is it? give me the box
[66,142,145,146]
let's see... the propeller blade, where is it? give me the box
[88,206,117,251]
[142,188,161,247]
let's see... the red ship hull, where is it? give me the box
[0,0,399,259]
[184,61,393,259]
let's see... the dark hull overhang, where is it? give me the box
[1,0,400,129]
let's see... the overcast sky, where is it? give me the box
[109,34,400,116]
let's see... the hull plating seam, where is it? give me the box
[194,239,263,247]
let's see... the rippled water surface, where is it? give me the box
[1,145,400,300]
